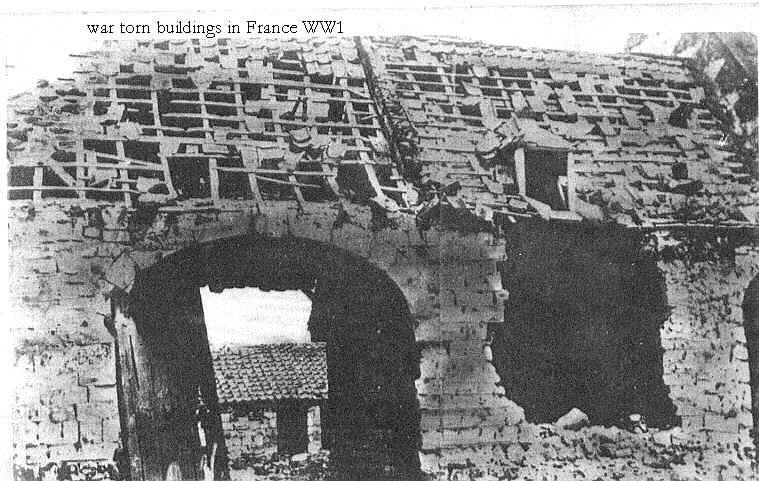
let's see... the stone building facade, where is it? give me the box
[7,36,759,480]
[212,343,326,467]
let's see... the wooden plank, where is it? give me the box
[289,173,307,205]
[269,87,304,210]
[116,141,132,206]
[208,158,220,200]
[213,166,335,176]
[240,146,265,209]
[47,162,78,186]
[9,185,142,194]
[339,76,398,206]
[151,90,178,198]
[112,309,145,481]
[111,77,372,98]
[18,160,164,172]
[160,111,383,132]
[514,147,526,196]
[74,138,86,200]
[32,167,43,202]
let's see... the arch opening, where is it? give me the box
[489,224,679,428]
[111,235,421,481]
[201,287,321,470]
[743,275,759,452]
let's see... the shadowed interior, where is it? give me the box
[113,235,421,481]
[489,222,679,428]
[743,275,759,452]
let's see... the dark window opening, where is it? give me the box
[123,141,160,164]
[169,158,211,199]
[277,404,309,456]
[489,226,679,429]
[116,88,151,100]
[41,167,78,198]
[8,167,35,200]
[337,164,376,203]
[258,173,297,201]
[83,139,118,155]
[218,171,252,200]
[524,148,569,210]
[8,166,34,187]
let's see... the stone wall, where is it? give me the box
[9,198,759,480]
[6,32,759,481]
[220,403,322,468]
[9,202,123,470]
[657,233,759,450]
[307,405,322,454]
[221,408,277,467]
[12,341,119,466]
[7,199,514,480]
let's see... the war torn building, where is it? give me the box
[7,35,759,480]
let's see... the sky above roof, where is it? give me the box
[3,3,756,95]
[200,287,312,348]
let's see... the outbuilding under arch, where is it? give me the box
[110,234,422,481]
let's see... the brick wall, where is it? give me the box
[307,406,322,454]
[221,408,277,467]
[657,236,759,450]
[221,404,322,468]
[8,199,759,480]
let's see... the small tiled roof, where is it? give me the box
[213,343,328,404]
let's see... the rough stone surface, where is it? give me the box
[7,36,759,481]
[222,409,278,468]
[556,408,590,431]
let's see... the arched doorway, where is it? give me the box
[743,275,759,451]
[110,235,421,481]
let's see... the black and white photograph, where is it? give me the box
[2,3,759,480]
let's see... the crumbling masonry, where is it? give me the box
[7,36,759,480]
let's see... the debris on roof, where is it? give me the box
[7,36,757,228]
[364,36,757,227]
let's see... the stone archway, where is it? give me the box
[109,234,422,481]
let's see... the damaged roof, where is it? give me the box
[213,343,328,404]
[366,36,757,227]
[6,36,757,228]
[7,37,410,212]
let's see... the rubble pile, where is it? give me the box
[228,451,330,481]
[440,420,757,481]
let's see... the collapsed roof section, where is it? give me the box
[7,38,412,214]
[363,36,758,227]
[6,36,757,229]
